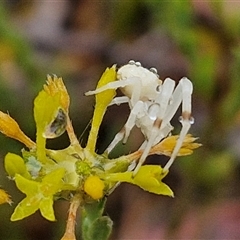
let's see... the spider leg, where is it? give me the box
[138,123,173,150]
[162,78,185,126]
[151,77,186,144]
[104,128,125,155]
[105,101,144,155]
[163,77,193,171]
[150,77,186,145]
[128,78,142,108]
[103,77,143,154]
[153,123,174,145]
[133,78,176,175]
[109,96,129,106]
[85,80,124,96]
[85,78,140,96]
[123,101,144,144]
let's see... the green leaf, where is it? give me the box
[82,198,113,240]
[82,198,106,222]
[87,216,113,240]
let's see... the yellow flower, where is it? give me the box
[11,168,65,221]
[150,134,202,156]
[0,188,12,205]
[104,165,173,197]
[44,75,70,112]
[34,75,71,162]
[86,66,117,153]
[84,176,105,200]
[127,134,201,161]
[0,111,35,148]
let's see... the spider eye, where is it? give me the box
[43,108,67,138]
[135,61,141,67]
[128,60,136,65]
[149,67,158,74]
[127,60,141,67]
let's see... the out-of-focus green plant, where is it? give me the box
[108,2,240,237]
[0,64,200,239]
[0,2,47,156]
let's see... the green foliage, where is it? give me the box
[147,1,197,56]
[82,198,113,240]
[4,1,240,239]
[109,0,151,38]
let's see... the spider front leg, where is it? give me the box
[138,123,173,150]
[109,96,129,106]
[85,77,140,98]
[88,76,143,155]
[163,77,193,171]
[105,101,145,155]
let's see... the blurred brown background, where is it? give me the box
[1,1,240,239]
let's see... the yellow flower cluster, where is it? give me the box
[0,65,200,224]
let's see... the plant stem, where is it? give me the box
[61,194,81,240]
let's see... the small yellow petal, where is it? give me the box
[84,175,105,200]
[34,75,71,162]
[86,66,117,153]
[126,134,201,162]
[0,111,35,148]
[0,188,12,205]
[45,75,70,112]
[149,134,202,157]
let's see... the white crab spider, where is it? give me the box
[85,60,194,174]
